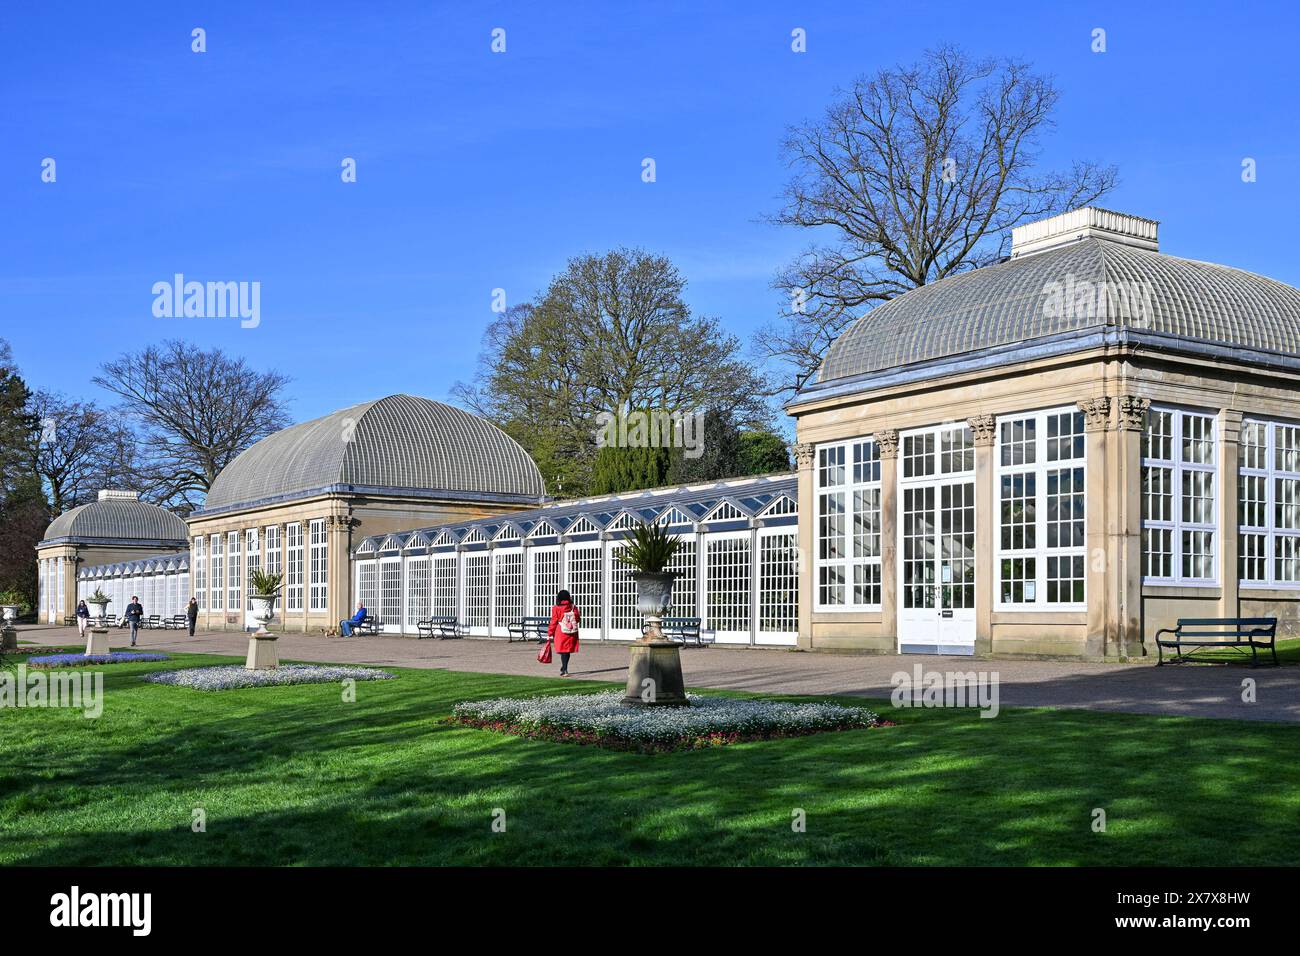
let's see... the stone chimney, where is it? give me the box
[1010,207,1159,258]
[97,489,140,502]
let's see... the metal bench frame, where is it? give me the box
[507,616,550,644]
[1154,616,1278,666]
[416,616,462,639]
[645,616,705,646]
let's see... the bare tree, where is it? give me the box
[26,391,132,514]
[93,341,292,509]
[758,45,1118,396]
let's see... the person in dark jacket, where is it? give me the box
[125,595,144,647]
[340,602,367,636]
[186,597,199,636]
[547,589,580,677]
[75,600,90,639]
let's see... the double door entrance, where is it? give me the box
[897,426,977,654]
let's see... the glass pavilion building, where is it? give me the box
[50,207,1300,659]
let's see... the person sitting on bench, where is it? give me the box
[340,602,368,636]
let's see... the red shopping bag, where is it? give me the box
[537,640,553,664]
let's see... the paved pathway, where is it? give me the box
[16,625,1299,723]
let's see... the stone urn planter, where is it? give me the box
[245,593,279,670]
[85,597,112,657]
[619,522,689,708]
[625,570,688,707]
[0,605,17,652]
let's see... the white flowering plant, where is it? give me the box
[143,663,395,690]
[451,690,885,752]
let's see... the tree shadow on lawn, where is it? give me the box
[3,661,1299,866]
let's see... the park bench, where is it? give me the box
[104,613,118,626]
[507,616,551,643]
[144,614,162,629]
[164,614,187,629]
[1154,616,1278,666]
[64,615,76,626]
[416,616,461,639]
[645,616,705,646]
[353,617,382,635]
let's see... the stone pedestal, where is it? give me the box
[245,634,280,670]
[1,627,16,652]
[85,628,110,657]
[623,639,688,706]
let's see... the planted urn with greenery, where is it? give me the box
[87,588,111,621]
[617,521,688,707]
[245,568,284,671]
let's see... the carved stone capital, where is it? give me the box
[874,429,899,459]
[967,415,997,447]
[1078,397,1112,432]
[793,442,815,469]
[1118,395,1151,431]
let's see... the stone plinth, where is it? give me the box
[623,639,688,707]
[245,634,280,670]
[85,628,110,657]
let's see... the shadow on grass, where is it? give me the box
[2,652,1299,866]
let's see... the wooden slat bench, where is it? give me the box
[507,616,550,644]
[353,617,382,636]
[416,616,461,639]
[1154,616,1278,666]
[645,616,705,646]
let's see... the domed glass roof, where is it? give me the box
[42,494,188,545]
[201,394,545,513]
[815,224,1300,387]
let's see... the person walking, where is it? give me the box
[546,589,580,677]
[75,600,90,639]
[186,596,199,636]
[125,595,144,647]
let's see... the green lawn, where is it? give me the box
[2,650,1298,866]
[1190,636,1300,665]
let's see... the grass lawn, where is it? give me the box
[2,649,1298,866]
[1186,636,1300,665]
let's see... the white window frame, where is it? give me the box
[491,549,524,633]
[286,522,304,611]
[227,530,241,612]
[245,528,259,611]
[210,533,224,612]
[528,545,562,618]
[308,519,328,612]
[813,437,882,611]
[1239,417,1300,588]
[193,536,206,612]
[1142,406,1218,586]
[703,530,752,644]
[757,527,799,646]
[994,406,1089,611]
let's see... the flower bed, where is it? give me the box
[142,663,396,691]
[450,691,886,752]
[27,652,170,668]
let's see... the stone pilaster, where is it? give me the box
[968,416,995,656]
[794,441,815,650]
[875,429,899,648]
[1115,395,1149,657]
[1218,410,1243,619]
[1079,397,1112,656]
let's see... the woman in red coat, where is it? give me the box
[547,589,580,677]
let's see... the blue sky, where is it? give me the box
[3,1,1299,426]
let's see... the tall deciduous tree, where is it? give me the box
[93,340,292,510]
[26,391,135,515]
[455,250,769,496]
[0,340,45,612]
[757,45,1118,396]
